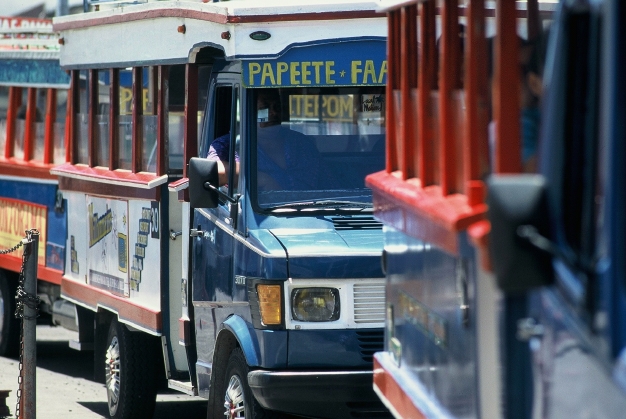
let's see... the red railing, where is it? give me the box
[367,0,542,255]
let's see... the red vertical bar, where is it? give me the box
[494,0,521,173]
[464,0,488,205]
[418,0,436,186]
[401,5,418,180]
[88,69,98,167]
[527,0,540,42]
[43,89,57,164]
[184,64,198,178]
[132,67,143,172]
[438,0,459,195]
[385,10,400,174]
[23,87,37,161]
[464,0,487,181]
[67,70,79,164]
[110,68,120,170]
[157,66,168,176]
[5,86,20,159]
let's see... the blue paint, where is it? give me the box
[0,59,70,87]
[223,315,261,366]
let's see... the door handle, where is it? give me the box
[190,229,204,237]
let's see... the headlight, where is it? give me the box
[291,288,340,322]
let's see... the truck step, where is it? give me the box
[168,379,197,396]
[69,339,94,351]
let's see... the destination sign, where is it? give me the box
[243,39,387,88]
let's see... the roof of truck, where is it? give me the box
[53,0,387,69]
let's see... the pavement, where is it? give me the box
[0,324,206,419]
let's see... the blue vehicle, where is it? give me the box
[369,0,626,418]
[52,1,390,418]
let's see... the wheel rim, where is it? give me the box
[105,335,121,409]
[223,375,245,419]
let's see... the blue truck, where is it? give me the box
[51,1,391,418]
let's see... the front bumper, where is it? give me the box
[248,370,391,419]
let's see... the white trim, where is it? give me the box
[49,168,168,189]
[192,301,249,308]
[54,1,386,68]
[168,179,188,193]
[60,292,95,312]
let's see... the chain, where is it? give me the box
[8,229,40,419]
[0,238,25,255]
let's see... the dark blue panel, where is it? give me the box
[0,59,70,86]
[253,328,288,369]
[287,329,381,368]
[384,227,479,417]
[288,254,382,279]
[192,207,233,302]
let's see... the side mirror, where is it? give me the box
[487,174,554,294]
[188,157,219,209]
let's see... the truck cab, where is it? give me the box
[189,53,389,418]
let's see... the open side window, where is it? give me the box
[1,85,68,166]
[65,64,210,182]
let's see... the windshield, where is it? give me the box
[252,87,385,211]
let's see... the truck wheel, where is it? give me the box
[220,348,268,419]
[105,319,157,419]
[0,273,19,358]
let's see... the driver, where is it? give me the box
[207,88,323,191]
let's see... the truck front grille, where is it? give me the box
[356,330,384,363]
[353,282,385,324]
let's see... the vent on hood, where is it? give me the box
[331,216,382,230]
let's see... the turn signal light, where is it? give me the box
[257,284,282,325]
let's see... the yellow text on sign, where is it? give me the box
[289,95,354,122]
[248,60,387,86]
[119,88,154,115]
[0,198,47,265]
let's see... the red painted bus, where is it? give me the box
[0,17,72,357]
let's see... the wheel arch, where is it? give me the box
[222,314,261,366]
[207,315,262,416]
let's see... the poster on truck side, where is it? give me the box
[0,197,47,266]
[86,197,129,297]
[126,199,161,310]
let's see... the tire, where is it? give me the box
[211,347,269,419]
[105,319,158,419]
[0,273,19,358]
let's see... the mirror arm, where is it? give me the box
[517,225,593,276]
[203,181,239,204]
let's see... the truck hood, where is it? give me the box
[268,228,383,257]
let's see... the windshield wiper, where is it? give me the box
[268,200,372,212]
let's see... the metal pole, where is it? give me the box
[22,231,38,419]
[57,0,69,17]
